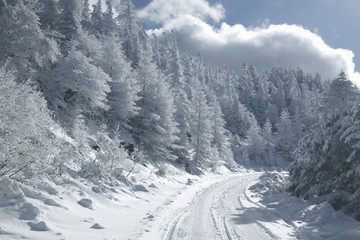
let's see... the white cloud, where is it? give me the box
[140,0,360,86]
[138,0,225,23]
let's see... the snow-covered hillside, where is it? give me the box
[1,169,360,240]
[1,0,360,238]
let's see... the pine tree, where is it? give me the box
[51,49,111,131]
[91,0,103,36]
[102,1,116,35]
[116,0,145,67]
[81,0,92,30]
[38,0,59,30]
[321,71,358,120]
[99,35,139,131]
[245,115,265,165]
[131,65,179,162]
[262,118,277,166]
[276,109,295,162]
[288,72,360,219]
[155,32,194,168]
[190,84,217,169]
[57,0,83,51]
[208,92,234,167]
[231,134,249,166]
[0,0,59,82]
[340,106,360,219]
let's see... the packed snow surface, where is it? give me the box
[1,170,360,239]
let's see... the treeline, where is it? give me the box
[0,0,325,178]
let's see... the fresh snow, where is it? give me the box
[1,169,360,240]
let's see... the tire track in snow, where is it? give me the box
[164,173,275,240]
[140,172,296,240]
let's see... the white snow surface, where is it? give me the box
[1,168,360,240]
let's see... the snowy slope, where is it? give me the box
[1,170,360,240]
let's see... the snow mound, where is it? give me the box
[27,221,49,231]
[43,199,61,207]
[0,178,25,207]
[248,172,360,239]
[133,184,149,192]
[186,178,194,185]
[77,198,93,209]
[0,226,12,235]
[19,203,40,220]
[148,183,157,188]
[249,172,287,194]
[90,223,104,229]
[91,186,102,193]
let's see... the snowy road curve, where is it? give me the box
[139,173,295,240]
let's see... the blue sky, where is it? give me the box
[211,0,360,69]
[131,0,360,83]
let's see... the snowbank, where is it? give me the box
[0,160,246,239]
[248,172,360,239]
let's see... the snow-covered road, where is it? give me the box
[139,173,295,240]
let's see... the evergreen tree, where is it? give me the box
[231,134,249,166]
[51,49,111,131]
[288,72,360,219]
[155,32,194,168]
[262,118,277,166]
[190,84,217,169]
[276,109,295,162]
[38,0,59,30]
[131,65,179,162]
[208,92,234,167]
[98,35,140,131]
[57,0,83,52]
[81,0,92,30]
[0,0,59,82]
[90,0,103,36]
[245,115,265,165]
[321,71,359,120]
[116,0,146,67]
[102,1,116,35]
[340,106,360,219]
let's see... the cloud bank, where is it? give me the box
[138,0,225,23]
[138,0,360,85]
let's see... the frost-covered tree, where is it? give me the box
[90,0,103,36]
[57,0,83,53]
[262,118,277,166]
[38,0,59,30]
[130,54,179,162]
[245,115,265,165]
[190,84,217,169]
[339,106,360,218]
[0,0,59,82]
[231,134,249,166]
[51,49,111,131]
[288,112,351,206]
[321,71,358,120]
[102,1,116,35]
[116,0,145,67]
[276,109,295,162]
[98,35,139,131]
[153,32,194,168]
[81,0,92,30]
[208,93,234,167]
[0,66,58,179]
[238,63,256,110]
[288,72,360,220]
